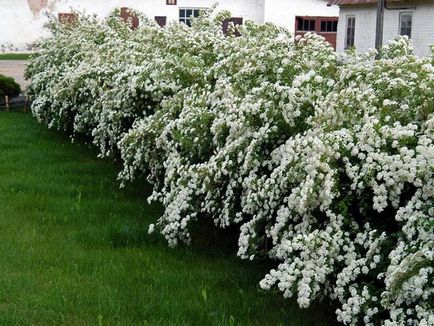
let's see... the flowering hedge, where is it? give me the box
[26,10,434,325]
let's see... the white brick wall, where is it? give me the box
[336,4,434,57]
[336,6,376,53]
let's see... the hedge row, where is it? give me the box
[26,10,434,325]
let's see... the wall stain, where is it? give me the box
[27,0,57,17]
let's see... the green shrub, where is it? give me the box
[26,11,434,325]
[0,74,21,98]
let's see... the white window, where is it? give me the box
[179,8,203,27]
[399,12,412,38]
[345,16,356,49]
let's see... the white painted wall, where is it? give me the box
[50,0,264,24]
[0,0,337,50]
[0,0,263,50]
[0,0,49,50]
[263,0,338,32]
[336,4,434,57]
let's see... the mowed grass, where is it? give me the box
[0,112,338,325]
[0,53,32,60]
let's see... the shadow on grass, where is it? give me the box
[0,111,340,325]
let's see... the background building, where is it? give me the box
[329,0,434,57]
[0,0,338,51]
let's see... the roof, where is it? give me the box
[327,0,409,5]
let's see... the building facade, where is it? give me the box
[329,0,434,57]
[0,0,338,51]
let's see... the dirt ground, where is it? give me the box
[0,60,29,90]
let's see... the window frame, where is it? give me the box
[345,15,356,49]
[179,7,205,26]
[399,12,413,38]
[320,20,338,33]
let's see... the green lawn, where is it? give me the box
[0,112,338,325]
[0,53,32,60]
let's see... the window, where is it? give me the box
[222,17,243,36]
[155,16,167,27]
[399,12,412,38]
[166,0,177,5]
[179,8,202,27]
[345,16,356,48]
[297,18,316,31]
[320,20,338,33]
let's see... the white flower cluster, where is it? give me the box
[26,10,434,325]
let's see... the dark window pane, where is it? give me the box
[346,17,355,48]
[233,18,242,25]
[321,21,326,31]
[310,20,315,31]
[298,18,316,31]
[222,17,243,36]
[193,10,200,17]
[186,9,192,17]
[155,16,167,27]
[179,9,185,17]
[400,13,412,38]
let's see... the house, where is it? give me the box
[0,0,338,51]
[328,0,434,57]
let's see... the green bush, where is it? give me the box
[0,74,21,98]
[26,10,434,325]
